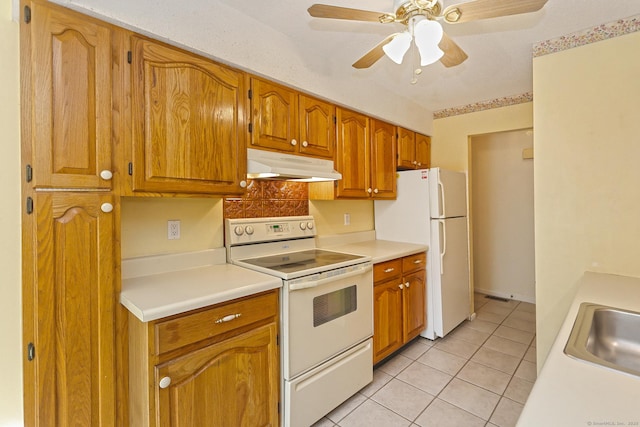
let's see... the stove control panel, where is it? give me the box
[226,216,316,246]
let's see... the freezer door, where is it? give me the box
[430,216,470,337]
[429,168,467,219]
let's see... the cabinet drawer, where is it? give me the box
[403,252,427,274]
[154,290,278,355]
[374,259,402,283]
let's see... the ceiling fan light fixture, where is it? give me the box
[414,17,444,65]
[382,31,412,64]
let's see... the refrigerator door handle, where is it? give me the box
[438,177,446,218]
[439,220,447,275]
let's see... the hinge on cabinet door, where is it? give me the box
[248,123,253,133]
[276,333,279,346]
[248,89,252,100]
[27,343,35,361]
[128,162,133,175]
[25,164,32,183]
[333,116,337,124]
[26,197,33,215]
[278,402,280,414]
[23,5,31,23]
[127,51,132,64]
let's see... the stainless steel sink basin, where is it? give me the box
[564,302,640,377]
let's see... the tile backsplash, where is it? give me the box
[223,180,309,219]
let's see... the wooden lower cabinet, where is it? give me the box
[128,290,280,427]
[22,192,116,426]
[373,253,427,364]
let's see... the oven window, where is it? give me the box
[313,285,357,327]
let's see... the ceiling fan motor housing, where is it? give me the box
[393,0,442,24]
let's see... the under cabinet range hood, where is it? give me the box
[246,148,342,182]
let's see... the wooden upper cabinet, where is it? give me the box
[250,78,298,153]
[334,108,370,198]
[25,1,113,189]
[397,126,431,170]
[250,78,335,159]
[298,94,336,159]
[370,119,397,199]
[415,133,432,169]
[130,36,247,194]
[29,192,116,426]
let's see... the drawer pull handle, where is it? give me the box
[159,376,171,389]
[215,313,242,324]
[413,259,422,264]
[384,268,395,273]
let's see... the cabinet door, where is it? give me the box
[156,323,279,427]
[370,119,397,199]
[251,78,298,153]
[299,95,335,159]
[415,133,431,169]
[403,270,427,343]
[397,127,416,170]
[373,279,404,364]
[335,108,370,198]
[26,1,112,189]
[131,36,247,194]
[26,192,115,426]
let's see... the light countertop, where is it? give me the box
[317,231,428,263]
[517,272,640,426]
[120,249,282,322]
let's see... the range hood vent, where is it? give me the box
[246,148,342,182]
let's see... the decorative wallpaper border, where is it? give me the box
[533,14,640,58]
[434,14,640,119]
[433,92,533,119]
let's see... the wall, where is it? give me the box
[310,200,375,236]
[121,198,224,258]
[470,129,535,303]
[432,102,533,171]
[0,0,23,424]
[533,31,640,365]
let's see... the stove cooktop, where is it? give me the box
[239,249,365,275]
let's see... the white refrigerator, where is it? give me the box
[374,168,471,340]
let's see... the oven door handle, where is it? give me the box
[288,264,372,291]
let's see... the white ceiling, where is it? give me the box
[61,0,640,115]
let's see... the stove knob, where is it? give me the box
[307,222,314,230]
[299,222,307,230]
[234,226,244,236]
[245,225,254,235]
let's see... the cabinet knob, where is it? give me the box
[405,282,410,288]
[367,188,372,194]
[240,180,247,188]
[100,203,113,213]
[399,284,404,290]
[100,170,113,180]
[302,141,308,147]
[417,162,422,167]
[291,139,298,146]
[412,160,417,165]
[159,376,171,389]
[373,188,379,194]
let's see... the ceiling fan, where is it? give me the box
[308,0,548,72]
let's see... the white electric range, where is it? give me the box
[225,216,373,427]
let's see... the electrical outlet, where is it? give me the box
[344,213,351,226]
[168,220,181,240]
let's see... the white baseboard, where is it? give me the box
[474,287,535,304]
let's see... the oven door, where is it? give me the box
[282,262,373,379]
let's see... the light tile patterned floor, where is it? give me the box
[312,294,537,427]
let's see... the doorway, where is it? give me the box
[469,128,535,303]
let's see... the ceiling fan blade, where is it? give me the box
[439,32,468,68]
[308,4,394,23]
[352,34,397,69]
[442,0,548,24]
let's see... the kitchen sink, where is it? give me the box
[564,302,640,377]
